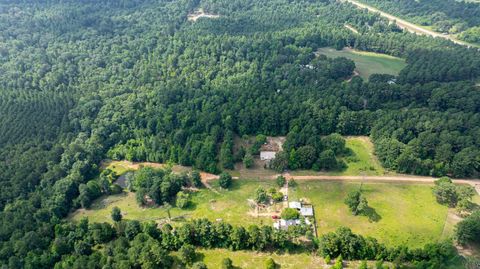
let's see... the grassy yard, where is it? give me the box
[289,181,449,248]
[291,136,388,176]
[69,179,278,226]
[316,47,406,80]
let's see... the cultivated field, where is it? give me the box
[316,47,406,79]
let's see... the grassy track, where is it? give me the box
[290,181,449,248]
[316,47,406,79]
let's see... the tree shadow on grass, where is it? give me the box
[194,252,205,263]
[179,201,197,212]
[363,206,381,222]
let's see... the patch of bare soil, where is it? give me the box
[187,8,220,22]
[267,136,286,151]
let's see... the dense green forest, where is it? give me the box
[357,0,480,44]
[1,0,480,267]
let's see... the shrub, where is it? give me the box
[219,172,232,189]
[272,192,284,202]
[179,244,196,265]
[255,187,269,204]
[243,152,254,168]
[111,206,122,222]
[176,191,190,209]
[221,258,233,269]
[191,170,202,188]
[456,210,480,245]
[110,184,123,194]
[265,258,276,269]
[276,176,286,187]
[359,260,368,269]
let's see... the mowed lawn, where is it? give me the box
[69,179,277,226]
[316,47,406,80]
[290,181,449,248]
[292,136,388,176]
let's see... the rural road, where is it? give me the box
[281,173,480,195]
[341,0,472,47]
[107,160,480,195]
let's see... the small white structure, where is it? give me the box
[260,151,276,161]
[300,207,314,217]
[289,201,302,209]
[260,137,285,161]
[273,219,301,230]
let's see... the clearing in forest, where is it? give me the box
[291,136,388,177]
[69,179,278,227]
[316,47,406,80]
[289,181,455,248]
[187,8,220,22]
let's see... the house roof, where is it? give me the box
[300,207,314,216]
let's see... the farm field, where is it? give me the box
[289,181,452,248]
[316,47,406,79]
[291,136,388,176]
[69,178,278,226]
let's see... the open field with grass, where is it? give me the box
[69,179,278,226]
[290,181,451,248]
[291,136,389,177]
[316,47,406,79]
[171,248,393,269]
[101,160,191,176]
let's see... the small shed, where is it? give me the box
[300,207,314,217]
[260,142,279,161]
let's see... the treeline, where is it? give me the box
[41,216,460,268]
[272,133,349,172]
[50,218,302,268]
[319,227,460,268]
[127,167,191,207]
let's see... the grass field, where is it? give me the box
[290,181,449,248]
[70,177,459,249]
[69,179,278,226]
[291,136,388,176]
[171,249,392,269]
[316,47,406,80]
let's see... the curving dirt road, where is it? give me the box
[341,0,473,47]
